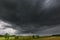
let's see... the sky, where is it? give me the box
[0,0,60,35]
[0,20,17,35]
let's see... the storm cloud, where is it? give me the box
[0,0,60,35]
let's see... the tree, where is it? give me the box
[15,36,19,40]
[31,32,39,39]
[4,33,10,40]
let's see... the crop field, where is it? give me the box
[0,36,60,40]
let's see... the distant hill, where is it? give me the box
[52,34,60,36]
[0,35,4,37]
[0,35,16,37]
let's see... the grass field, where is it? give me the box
[0,36,60,40]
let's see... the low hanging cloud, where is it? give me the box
[0,20,18,35]
[0,28,17,35]
[38,25,60,35]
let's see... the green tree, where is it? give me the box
[4,33,10,40]
[15,36,19,40]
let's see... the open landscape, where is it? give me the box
[0,33,60,40]
[0,0,60,40]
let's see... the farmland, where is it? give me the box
[0,36,60,40]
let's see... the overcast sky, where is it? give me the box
[0,0,60,35]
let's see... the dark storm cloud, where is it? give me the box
[16,0,60,34]
[16,0,60,25]
[0,0,60,34]
[0,0,16,22]
[1,0,60,25]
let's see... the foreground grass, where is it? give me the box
[19,36,60,40]
[0,37,14,40]
[0,36,60,40]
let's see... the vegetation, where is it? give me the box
[0,33,60,40]
[52,34,60,36]
[4,33,10,40]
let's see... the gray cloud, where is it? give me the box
[0,0,60,34]
[38,25,60,35]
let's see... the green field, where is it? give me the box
[0,36,60,40]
